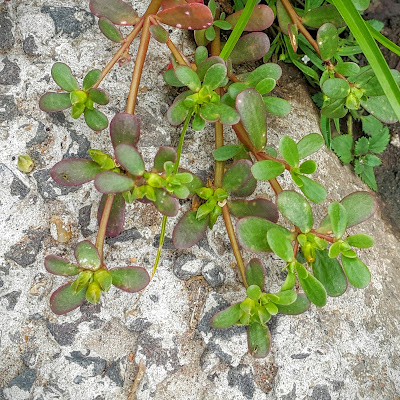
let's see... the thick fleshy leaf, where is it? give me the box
[175,65,201,91]
[95,171,134,193]
[346,234,374,248]
[279,136,299,167]
[298,175,327,203]
[199,102,240,125]
[222,159,252,193]
[45,255,80,276]
[251,160,285,181]
[263,97,291,117]
[297,133,324,159]
[276,294,310,314]
[88,88,109,105]
[226,5,274,32]
[172,210,209,249]
[83,69,101,91]
[267,290,297,305]
[154,146,177,172]
[237,217,292,253]
[328,201,348,239]
[276,0,292,34]
[247,63,282,87]
[231,176,257,197]
[164,68,186,87]
[114,144,145,176]
[267,228,294,262]
[51,63,79,92]
[245,258,265,288]
[277,191,313,233]
[149,24,169,43]
[110,112,140,148]
[97,193,126,237]
[317,23,338,60]
[321,98,347,119]
[84,108,109,131]
[302,5,346,28]
[229,32,270,64]
[322,78,350,99]
[361,95,398,124]
[89,0,140,25]
[50,283,87,315]
[296,264,327,307]
[335,62,360,77]
[51,159,101,186]
[75,241,101,270]
[312,249,347,297]
[210,303,241,329]
[255,78,276,95]
[179,168,204,195]
[196,56,225,81]
[248,323,271,358]
[236,89,267,151]
[203,63,227,90]
[39,92,72,112]
[153,188,179,216]
[110,266,150,292]
[341,255,371,289]
[167,95,191,126]
[228,198,279,222]
[157,3,213,30]
[99,17,123,42]
[213,145,242,161]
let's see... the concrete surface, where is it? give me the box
[0,0,399,399]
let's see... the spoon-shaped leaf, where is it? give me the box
[99,17,123,42]
[279,136,299,167]
[228,198,279,222]
[157,3,213,30]
[39,92,72,112]
[296,263,327,307]
[317,23,339,60]
[276,293,310,314]
[154,146,177,172]
[97,193,126,237]
[246,63,283,86]
[50,283,87,315]
[83,69,101,91]
[245,258,265,288]
[175,65,201,91]
[231,176,257,197]
[172,210,209,249]
[199,102,240,125]
[89,0,140,25]
[229,32,270,64]
[341,255,371,289]
[263,97,291,117]
[361,95,398,124]
[153,188,179,217]
[51,63,79,92]
[328,201,348,239]
[322,79,350,99]
[248,323,271,358]
[114,144,145,176]
[51,159,101,186]
[88,89,109,105]
[45,255,80,276]
[196,56,225,81]
[226,5,274,32]
[110,112,140,148]
[276,0,292,34]
[75,241,101,270]
[213,145,243,161]
[84,109,109,131]
[302,5,345,28]
[251,160,285,181]
[297,175,327,203]
[149,24,169,43]
[95,171,134,194]
[210,303,241,329]
[222,159,252,193]
[167,94,191,126]
[110,266,150,292]
[267,228,294,262]
[297,133,324,159]
[203,63,227,90]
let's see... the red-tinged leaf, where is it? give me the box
[84,109,109,131]
[172,210,209,249]
[196,56,225,81]
[153,188,179,216]
[50,283,87,315]
[161,0,186,9]
[229,32,270,64]
[228,198,279,222]
[231,176,257,197]
[114,144,145,176]
[157,3,213,30]
[94,171,135,194]
[226,5,274,32]
[45,255,80,276]
[222,159,253,193]
[276,293,310,314]
[110,266,150,292]
[167,96,191,126]
[97,193,126,237]
[74,241,101,270]
[110,112,140,148]
[51,63,79,92]
[50,159,101,186]
[154,146,177,172]
[89,0,140,25]
[39,92,72,112]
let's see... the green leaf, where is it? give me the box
[203,63,227,90]
[255,78,276,95]
[167,96,191,126]
[236,89,267,151]
[88,89,109,105]
[312,249,347,297]
[94,171,134,194]
[173,211,209,249]
[341,255,371,289]
[192,113,206,131]
[335,62,360,77]
[98,17,123,42]
[263,97,291,117]
[361,95,398,124]
[228,32,271,64]
[321,98,348,119]
[213,20,232,30]
[149,24,168,43]
[246,64,282,87]
[110,112,140,148]
[354,137,369,156]
[39,92,72,112]
[299,160,317,174]
[84,108,108,131]
[276,294,310,314]
[247,285,262,301]
[296,263,327,307]
[153,188,179,217]
[205,26,216,41]
[83,69,101,91]
[320,115,332,148]
[195,46,209,67]
[279,136,299,168]
[251,160,285,181]
[267,290,297,305]
[154,146,176,172]
[247,323,271,358]
[331,134,353,164]
[328,202,348,238]
[94,269,112,292]
[44,255,80,276]
[231,176,257,197]
[267,228,294,262]
[110,266,150,292]
[50,283,87,315]
[226,4,274,32]
[276,0,292,34]
[89,0,140,25]
[367,23,400,57]
[86,282,101,304]
[297,175,327,203]
[277,190,313,233]
[297,133,324,159]
[164,68,186,87]
[222,159,252,193]
[175,66,201,91]
[199,102,240,125]
[51,158,101,186]
[317,23,338,60]
[114,143,145,176]
[228,198,279,222]
[51,63,79,92]
[346,234,374,248]
[75,241,101,270]
[196,56,225,81]
[213,145,242,161]
[211,303,241,329]
[245,259,265,288]
[322,78,350,99]
[302,5,345,28]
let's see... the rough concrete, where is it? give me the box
[0,0,399,399]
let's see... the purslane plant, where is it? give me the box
[38,0,390,357]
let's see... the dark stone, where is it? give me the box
[227,365,255,400]
[65,131,91,159]
[281,383,296,400]
[129,318,152,333]
[33,169,77,200]
[198,235,216,256]
[1,290,21,310]
[0,57,20,85]
[311,384,331,400]
[66,351,106,375]
[173,254,202,281]
[0,13,14,52]
[290,353,310,359]
[201,261,225,287]
[330,380,344,392]
[153,234,174,249]
[41,6,94,39]
[0,95,18,121]
[0,278,3,288]
[149,294,158,303]
[27,122,48,147]
[46,320,80,346]
[80,301,101,315]
[105,227,142,245]
[5,229,47,267]
[10,175,30,200]
[20,349,37,367]
[7,368,37,391]
[23,35,38,56]
[78,205,93,236]
[73,375,84,384]
[105,359,124,387]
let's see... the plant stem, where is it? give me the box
[166,39,191,67]
[347,114,353,137]
[96,194,115,266]
[311,230,335,243]
[174,111,193,173]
